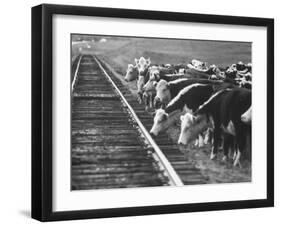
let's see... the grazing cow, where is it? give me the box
[236,77,252,89]
[178,68,186,75]
[224,68,237,80]
[241,106,252,124]
[189,59,208,70]
[246,63,252,73]
[237,72,252,81]
[150,83,218,136]
[178,88,251,166]
[236,61,247,72]
[154,78,230,108]
[205,65,225,80]
[173,64,188,73]
[185,68,211,79]
[143,72,186,94]
[124,64,138,82]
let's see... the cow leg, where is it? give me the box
[204,128,213,145]
[204,132,209,145]
[194,139,199,147]
[210,123,220,160]
[198,134,204,147]
[138,92,143,104]
[204,129,210,145]
[152,93,156,109]
[233,126,246,168]
[222,134,234,162]
[222,134,229,162]
[233,149,242,168]
[232,147,237,160]
[143,93,150,111]
[229,136,236,159]
[149,93,153,109]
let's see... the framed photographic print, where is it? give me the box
[31,4,274,222]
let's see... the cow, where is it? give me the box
[124,64,138,82]
[153,78,230,108]
[236,61,247,71]
[173,64,188,73]
[224,68,237,80]
[241,106,252,124]
[140,66,176,107]
[150,83,219,136]
[236,77,252,89]
[135,57,151,103]
[189,59,208,70]
[246,63,252,73]
[177,87,251,166]
[135,57,151,76]
[143,72,187,94]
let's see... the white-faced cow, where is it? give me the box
[135,57,151,102]
[124,64,138,82]
[153,78,229,108]
[135,57,151,77]
[143,66,178,91]
[150,83,218,136]
[189,59,208,70]
[178,87,251,167]
[140,66,177,108]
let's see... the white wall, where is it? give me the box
[0,0,279,225]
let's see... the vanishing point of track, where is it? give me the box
[71,54,208,190]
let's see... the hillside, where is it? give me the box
[72,35,251,75]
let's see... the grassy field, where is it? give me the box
[71,35,252,184]
[72,35,251,74]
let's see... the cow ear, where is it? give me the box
[163,113,168,120]
[135,58,139,64]
[147,58,151,65]
[180,115,184,122]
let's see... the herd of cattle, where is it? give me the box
[124,57,252,167]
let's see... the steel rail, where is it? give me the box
[94,56,184,186]
[71,55,82,91]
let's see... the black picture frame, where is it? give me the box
[31,3,274,222]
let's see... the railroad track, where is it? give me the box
[71,54,208,190]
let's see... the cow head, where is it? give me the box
[143,66,159,92]
[155,79,172,105]
[135,57,151,76]
[150,109,169,136]
[150,108,182,136]
[124,64,138,82]
[178,113,211,145]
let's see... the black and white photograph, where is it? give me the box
[71,34,252,191]
[29,3,274,222]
